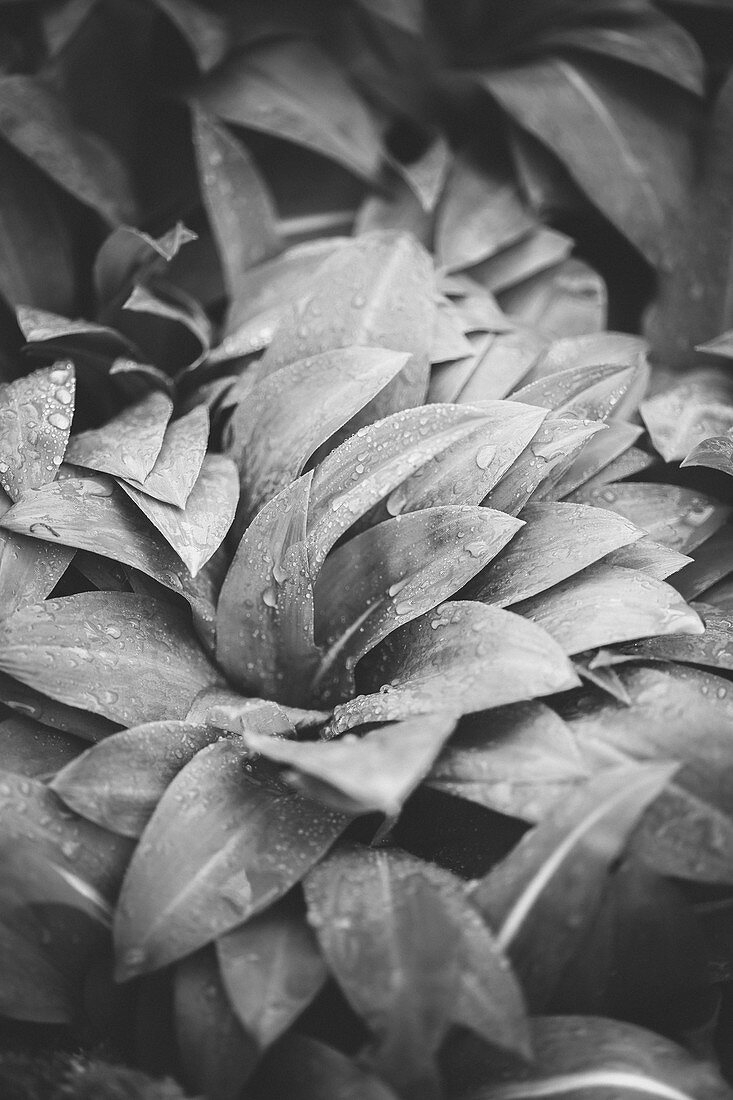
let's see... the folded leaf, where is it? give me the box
[682,431,733,477]
[0,363,75,501]
[65,391,173,483]
[114,740,348,979]
[471,1014,733,1100]
[436,329,546,404]
[326,601,579,735]
[305,847,530,1094]
[0,517,75,620]
[471,502,641,607]
[185,686,326,736]
[217,474,319,703]
[122,284,211,375]
[552,421,643,499]
[174,946,256,1100]
[119,454,239,576]
[0,592,222,726]
[0,716,85,779]
[469,227,573,295]
[470,764,677,1011]
[427,702,588,822]
[94,222,198,309]
[120,404,209,508]
[242,713,458,816]
[584,482,732,554]
[228,347,407,524]
[313,506,522,701]
[515,563,704,654]
[51,721,225,837]
[217,903,328,1049]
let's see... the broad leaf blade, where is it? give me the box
[0,716,85,779]
[470,764,677,1011]
[65,391,173,483]
[326,601,579,735]
[584,482,732,554]
[51,721,225,837]
[120,404,209,508]
[0,593,222,726]
[0,363,75,501]
[114,740,348,979]
[641,371,733,462]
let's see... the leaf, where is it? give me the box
[481,57,696,270]
[470,764,676,1011]
[567,445,655,499]
[193,109,281,314]
[0,362,75,501]
[612,603,733,673]
[603,536,693,582]
[185,686,327,736]
[431,328,546,404]
[551,421,643,499]
[355,0,423,36]
[195,37,382,180]
[641,371,733,462]
[381,401,547,515]
[0,716,84,779]
[391,135,451,211]
[216,475,319,703]
[469,227,573,294]
[499,256,607,340]
[427,702,588,822]
[514,563,704,655]
[119,454,239,576]
[0,671,118,743]
[435,157,535,272]
[0,769,133,897]
[65,391,173,483]
[217,903,328,1048]
[114,739,348,980]
[470,502,641,607]
[306,403,504,574]
[682,431,733,476]
[0,142,76,315]
[529,330,649,381]
[122,284,211,374]
[152,0,229,72]
[512,360,630,415]
[484,419,605,516]
[0,74,136,224]
[430,298,474,364]
[241,713,458,816]
[326,601,579,735]
[559,663,733,883]
[0,841,111,1024]
[675,525,733,600]
[18,307,141,366]
[228,347,408,524]
[251,1034,399,1100]
[0,477,216,624]
[584,482,732,554]
[471,1015,733,1100]
[51,721,225,837]
[304,847,530,1095]
[118,404,209,508]
[174,946,256,1100]
[313,506,523,702]
[0,519,75,621]
[0,592,222,726]
[258,231,436,432]
[94,222,198,309]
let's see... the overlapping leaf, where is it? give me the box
[0,363,75,501]
[65,391,172,483]
[119,404,209,508]
[0,716,85,779]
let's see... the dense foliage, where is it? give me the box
[3,1,733,1098]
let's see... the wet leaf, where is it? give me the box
[430,298,474,364]
[0,671,118,743]
[0,74,135,225]
[382,401,547,515]
[512,361,630,416]
[584,482,732,554]
[435,157,535,273]
[641,371,733,462]
[304,847,530,1094]
[119,455,239,576]
[481,58,695,271]
[185,686,327,737]
[472,1014,733,1100]
[313,506,522,702]
[193,109,281,307]
[114,739,348,980]
[306,403,501,574]
[217,475,319,703]
[470,764,676,1011]
[499,257,607,340]
[427,702,588,822]
[119,404,209,508]
[258,232,436,433]
[432,328,546,404]
[682,430,733,477]
[469,227,573,295]
[674,525,733,600]
[94,222,198,309]
[251,1034,398,1100]
[0,841,111,1024]
[65,391,173,483]
[326,601,579,735]
[241,713,458,816]
[602,536,692,582]
[51,721,225,837]
[217,903,327,1048]
[515,563,703,655]
[612,603,733,673]
[551,421,643,499]
[471,502,641,607]
[174,946,256,1100]
[228,347,407,524]
[0,497,75,619]
[0,769,132,897]
[566,444,656,499]
[391,135,450,211]
[0,362,75,502]
[0,716,85,779]
[195,38,382,181]
[0,592,222,726]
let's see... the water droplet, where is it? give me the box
[476,445,496,470]
[263,588,278,608]
[48,412,70,431]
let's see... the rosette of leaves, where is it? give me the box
[1,200,733,1098]
[0,0,716,364]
